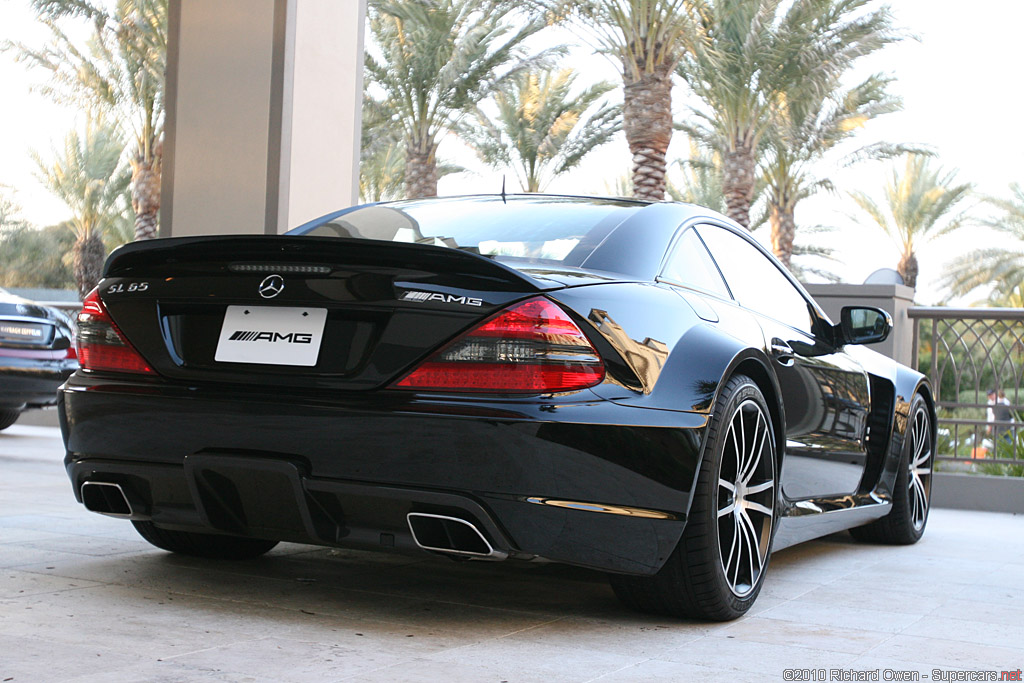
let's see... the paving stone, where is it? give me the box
[3,427,1024,682]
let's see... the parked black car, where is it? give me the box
[0,288,78,430]
[60,195,936,620]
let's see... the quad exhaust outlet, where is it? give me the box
[406,512,507,560]
[80,481,134,518]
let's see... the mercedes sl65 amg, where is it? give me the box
[60,195,935,620]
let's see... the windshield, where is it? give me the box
[296,196,643,268]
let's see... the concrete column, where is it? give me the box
[806,283,916,367]
[160,0,365,238]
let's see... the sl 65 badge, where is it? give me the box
[106,281,149,294]
[401,290,483,306]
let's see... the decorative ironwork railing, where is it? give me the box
[908,307,1024,471]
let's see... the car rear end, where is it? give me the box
[60,196,703,575]
[0,291,78,421]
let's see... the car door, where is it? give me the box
[695,223,872,500]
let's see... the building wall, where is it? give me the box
[161,0,365,238]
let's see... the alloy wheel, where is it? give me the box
[717,399,776,597]
[908,406,933,531]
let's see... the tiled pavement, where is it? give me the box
[2,424,1023,682]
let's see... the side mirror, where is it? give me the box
[839,306,892,345]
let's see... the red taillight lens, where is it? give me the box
[76,288,154,374]
[394,296,605,393]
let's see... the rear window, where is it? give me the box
[297,196,642,267]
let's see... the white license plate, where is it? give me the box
[214,306,327,366]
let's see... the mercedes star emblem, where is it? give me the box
[258,274,285,299]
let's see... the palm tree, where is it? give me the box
[13,0,166,240]
[459,69,620,192]
[762,74,907,268]
[360,141,407,204]
[32,115,131,297]
[360,97,407,203]
[943,184,1024,300]
[359,96,464,202]
[666,142,839,280]
[0,189,27,235]
[677,0,899,229]
[849,154,972,290]
[667,142,726,212]
[570,0,695,201]
[365,0,553,198]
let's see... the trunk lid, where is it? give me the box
[97,235,566,390]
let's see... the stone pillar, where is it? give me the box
[160,0,365,237]
[805,284,916,366]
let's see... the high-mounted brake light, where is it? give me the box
[76,288,154,374]
[394,296,605,393]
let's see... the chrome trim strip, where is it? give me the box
[524,497,680,520]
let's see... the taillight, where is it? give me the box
[76,288,154,374]
[394,296,605,393]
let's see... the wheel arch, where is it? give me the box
[679,350,786,520]
[726,354,786,477]
[874,365,935,497]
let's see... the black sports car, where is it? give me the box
[60,195,935,620]
[0,287,78,430]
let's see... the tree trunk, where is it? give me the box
[723,142,756,229]
[404,137,438,199]
[898,250,918,289]
[73,231,106,298]
[769,198,796,269]
[623,67,673,202]
[130,140,162,240]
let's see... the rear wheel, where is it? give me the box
[609,374,777,620]
[0,409,20,431]
[850,393,933,544]
[132,521,279,560]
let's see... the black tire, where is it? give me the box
[132,521,279,560]
[850,393,933,545]
[609,374,778,620]
[0,409,20,431]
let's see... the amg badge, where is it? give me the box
[227,330,313,344]
[401,291,483,306]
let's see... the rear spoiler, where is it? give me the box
[103,235,560,292]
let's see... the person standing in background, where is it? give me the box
[987,388,1013,442]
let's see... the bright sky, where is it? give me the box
[2,1,1022,304]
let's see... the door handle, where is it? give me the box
[770,338,795,366]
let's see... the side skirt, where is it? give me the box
[772,492,892,552]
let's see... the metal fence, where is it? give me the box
[909,307,1024,470]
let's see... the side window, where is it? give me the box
[696,224,814,334]
[660,227,731,299]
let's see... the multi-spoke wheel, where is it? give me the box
[609,374,778,620]
[717,399,776,598]
[907,406,932,532]
[850,393,934,545]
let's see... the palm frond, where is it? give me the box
[456,68,620,192]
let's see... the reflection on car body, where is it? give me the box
[60,195,935,620]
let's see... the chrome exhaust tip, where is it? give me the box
[80,481,133,518]
[406,512,507,560]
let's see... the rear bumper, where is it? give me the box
[0,356,76,408]
[61,375,707,574]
